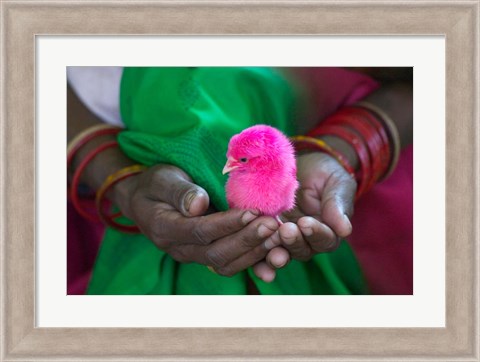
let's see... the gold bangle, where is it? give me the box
[290,135,355,176]
[95,164,148,232]
[67,124,121,155]
[354,101,401,180]
[96,164,148,207]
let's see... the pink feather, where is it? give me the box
[223,125,299,220]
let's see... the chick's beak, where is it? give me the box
[222,157,240,175]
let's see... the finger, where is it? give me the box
[215,226,291,277]
[151,207,259,247]
[322,199,353,238]
[276,222,312,261]
[253,261,277,283]
[166,243,208,264]
[297,216,341,253]
[265,247,290,269]
[149,165,210,217]
[214,242,269,277]
[263,230,282,250]
[205,216,278,269]
[320,173,356,237]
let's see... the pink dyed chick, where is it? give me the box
[223,125,299,224]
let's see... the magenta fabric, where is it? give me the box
[349,146,413,294]
[67,200,104,295]
[286,67,381,125]
[67,67,413,295]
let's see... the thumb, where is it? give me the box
[320,176,356,238]
[176,182,210,217]
[152,165,210,217]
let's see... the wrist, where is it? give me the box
[71,134,137,191]
[67,123,145,232]
[68,125,122,182]
[291,135,356,177]
[95,164,147,233]
[316,135,359,171]
[110,173,140,219]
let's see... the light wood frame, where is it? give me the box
[1,1,479,360]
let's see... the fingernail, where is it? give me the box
[261,270,276,283]
[258,224,274,238]
[264,237,276,250]
[184,191,197,211]
[301,218,314,228]
[272,254,288,268]
[241,211,257,224]
[343,214,352,232]
[302,227,313,236]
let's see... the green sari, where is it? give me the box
[87,67,368,295]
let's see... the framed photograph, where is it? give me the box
[1,1,478,360]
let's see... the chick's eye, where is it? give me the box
[239,157,248,163]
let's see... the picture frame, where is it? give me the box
[1,1,478,360]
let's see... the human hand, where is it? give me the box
[259,152,356,268]
[112,164,280,280]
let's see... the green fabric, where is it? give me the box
[87,67,368,295]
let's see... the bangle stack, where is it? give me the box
[291,102,400,199]
[67,124,145,233]
[70,140,119,221]
[354,101,401,180]
[67,124,122,168]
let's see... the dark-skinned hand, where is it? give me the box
[255,152,357,278]
[112,164,280,281]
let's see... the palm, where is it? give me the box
[260,151,357,267]
[284,152,355,224]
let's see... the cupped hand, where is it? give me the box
[260,152,357,271]
[112,164,280,281]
